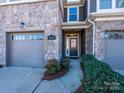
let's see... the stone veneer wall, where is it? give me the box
[0,0,62,65]
[85,27,93,54]
[95,20,124,61]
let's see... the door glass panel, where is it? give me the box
[70,38,78,57]
[66,37,70,56]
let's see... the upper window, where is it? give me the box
[0,0,21,3]
[0,0,6,3]
[100,0,112,9]
[67,0,80,2]
[0,0,35,4]
[97,0,124,12]
[10,0,21,1]
[116,0,124,8]
[68,7,79,22]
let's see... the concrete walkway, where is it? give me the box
[35,60,83,93]
[0,60,83,93]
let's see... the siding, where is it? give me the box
[83,0,87,20]
[79,7,84,21]
[90,0,96,13]
[79,1,87,21]
[64,8,67,22]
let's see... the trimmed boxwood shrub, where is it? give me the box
[45,57,70,75]
[61,57,70,69]
[45,59,61,74]
[80,54,124,93]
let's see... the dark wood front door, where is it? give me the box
[70,38,78,57]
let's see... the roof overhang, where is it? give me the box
[62,22,90,30]
[91,12,124,21]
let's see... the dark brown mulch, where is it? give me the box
[0,65,4,68]
[74,85,83,93]
[42,68,68,80]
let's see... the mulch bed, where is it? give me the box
[74,85,83,93]
[0,65,4,68]
[42,68,68,80]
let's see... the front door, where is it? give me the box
[66,34,79,57]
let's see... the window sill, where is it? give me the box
[0,0,43,6]
[96,8,124,13]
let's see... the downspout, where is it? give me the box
[87,18,95,56]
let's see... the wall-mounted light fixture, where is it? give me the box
[20,21,26,28]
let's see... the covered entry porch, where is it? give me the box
[62,22,92,58]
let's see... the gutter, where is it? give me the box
[87,18,95,56]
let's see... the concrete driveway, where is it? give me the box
[0,67,44,93]
[0,61,83,93]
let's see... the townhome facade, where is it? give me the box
[0,0,63,68]
[89,0,124,70]
[0,0,124,70]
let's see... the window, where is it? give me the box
[12,34,44,40]
[116,0,124,8]
[0,0,35,4]
[100,0,112,9]
[10,0,21,1]
[97,0,124,12]
[0,0,21,3]
[0,0,6,3]
[68,7,79,22]
[67,0,80,2]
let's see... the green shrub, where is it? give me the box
[81,54,124,93]
[61,57,70,69]
[46,59,61,74]
[80,54,95,68]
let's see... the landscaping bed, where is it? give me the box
[42,57,70,80]
[75,54,124,93]
[42,68,68,80]
[0,64,4,68]
[74,85,83,93]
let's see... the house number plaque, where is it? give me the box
[48,35,56,40]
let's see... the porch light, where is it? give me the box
[20,21,26,28]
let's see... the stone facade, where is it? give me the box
[95,20,124,60]
[0,0,62,65]
[85,27,93,55]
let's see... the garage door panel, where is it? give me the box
[105,32,124,70]
[7,32,44,68]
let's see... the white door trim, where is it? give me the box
[65,34,80,57]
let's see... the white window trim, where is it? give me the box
[97,0,124,13]
[67,0,80,3]
[87,0,90,17]
[0,0,42,6]
[67,6,79,23]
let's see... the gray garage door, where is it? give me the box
[7,32,44,68]
[105,32,124,70]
